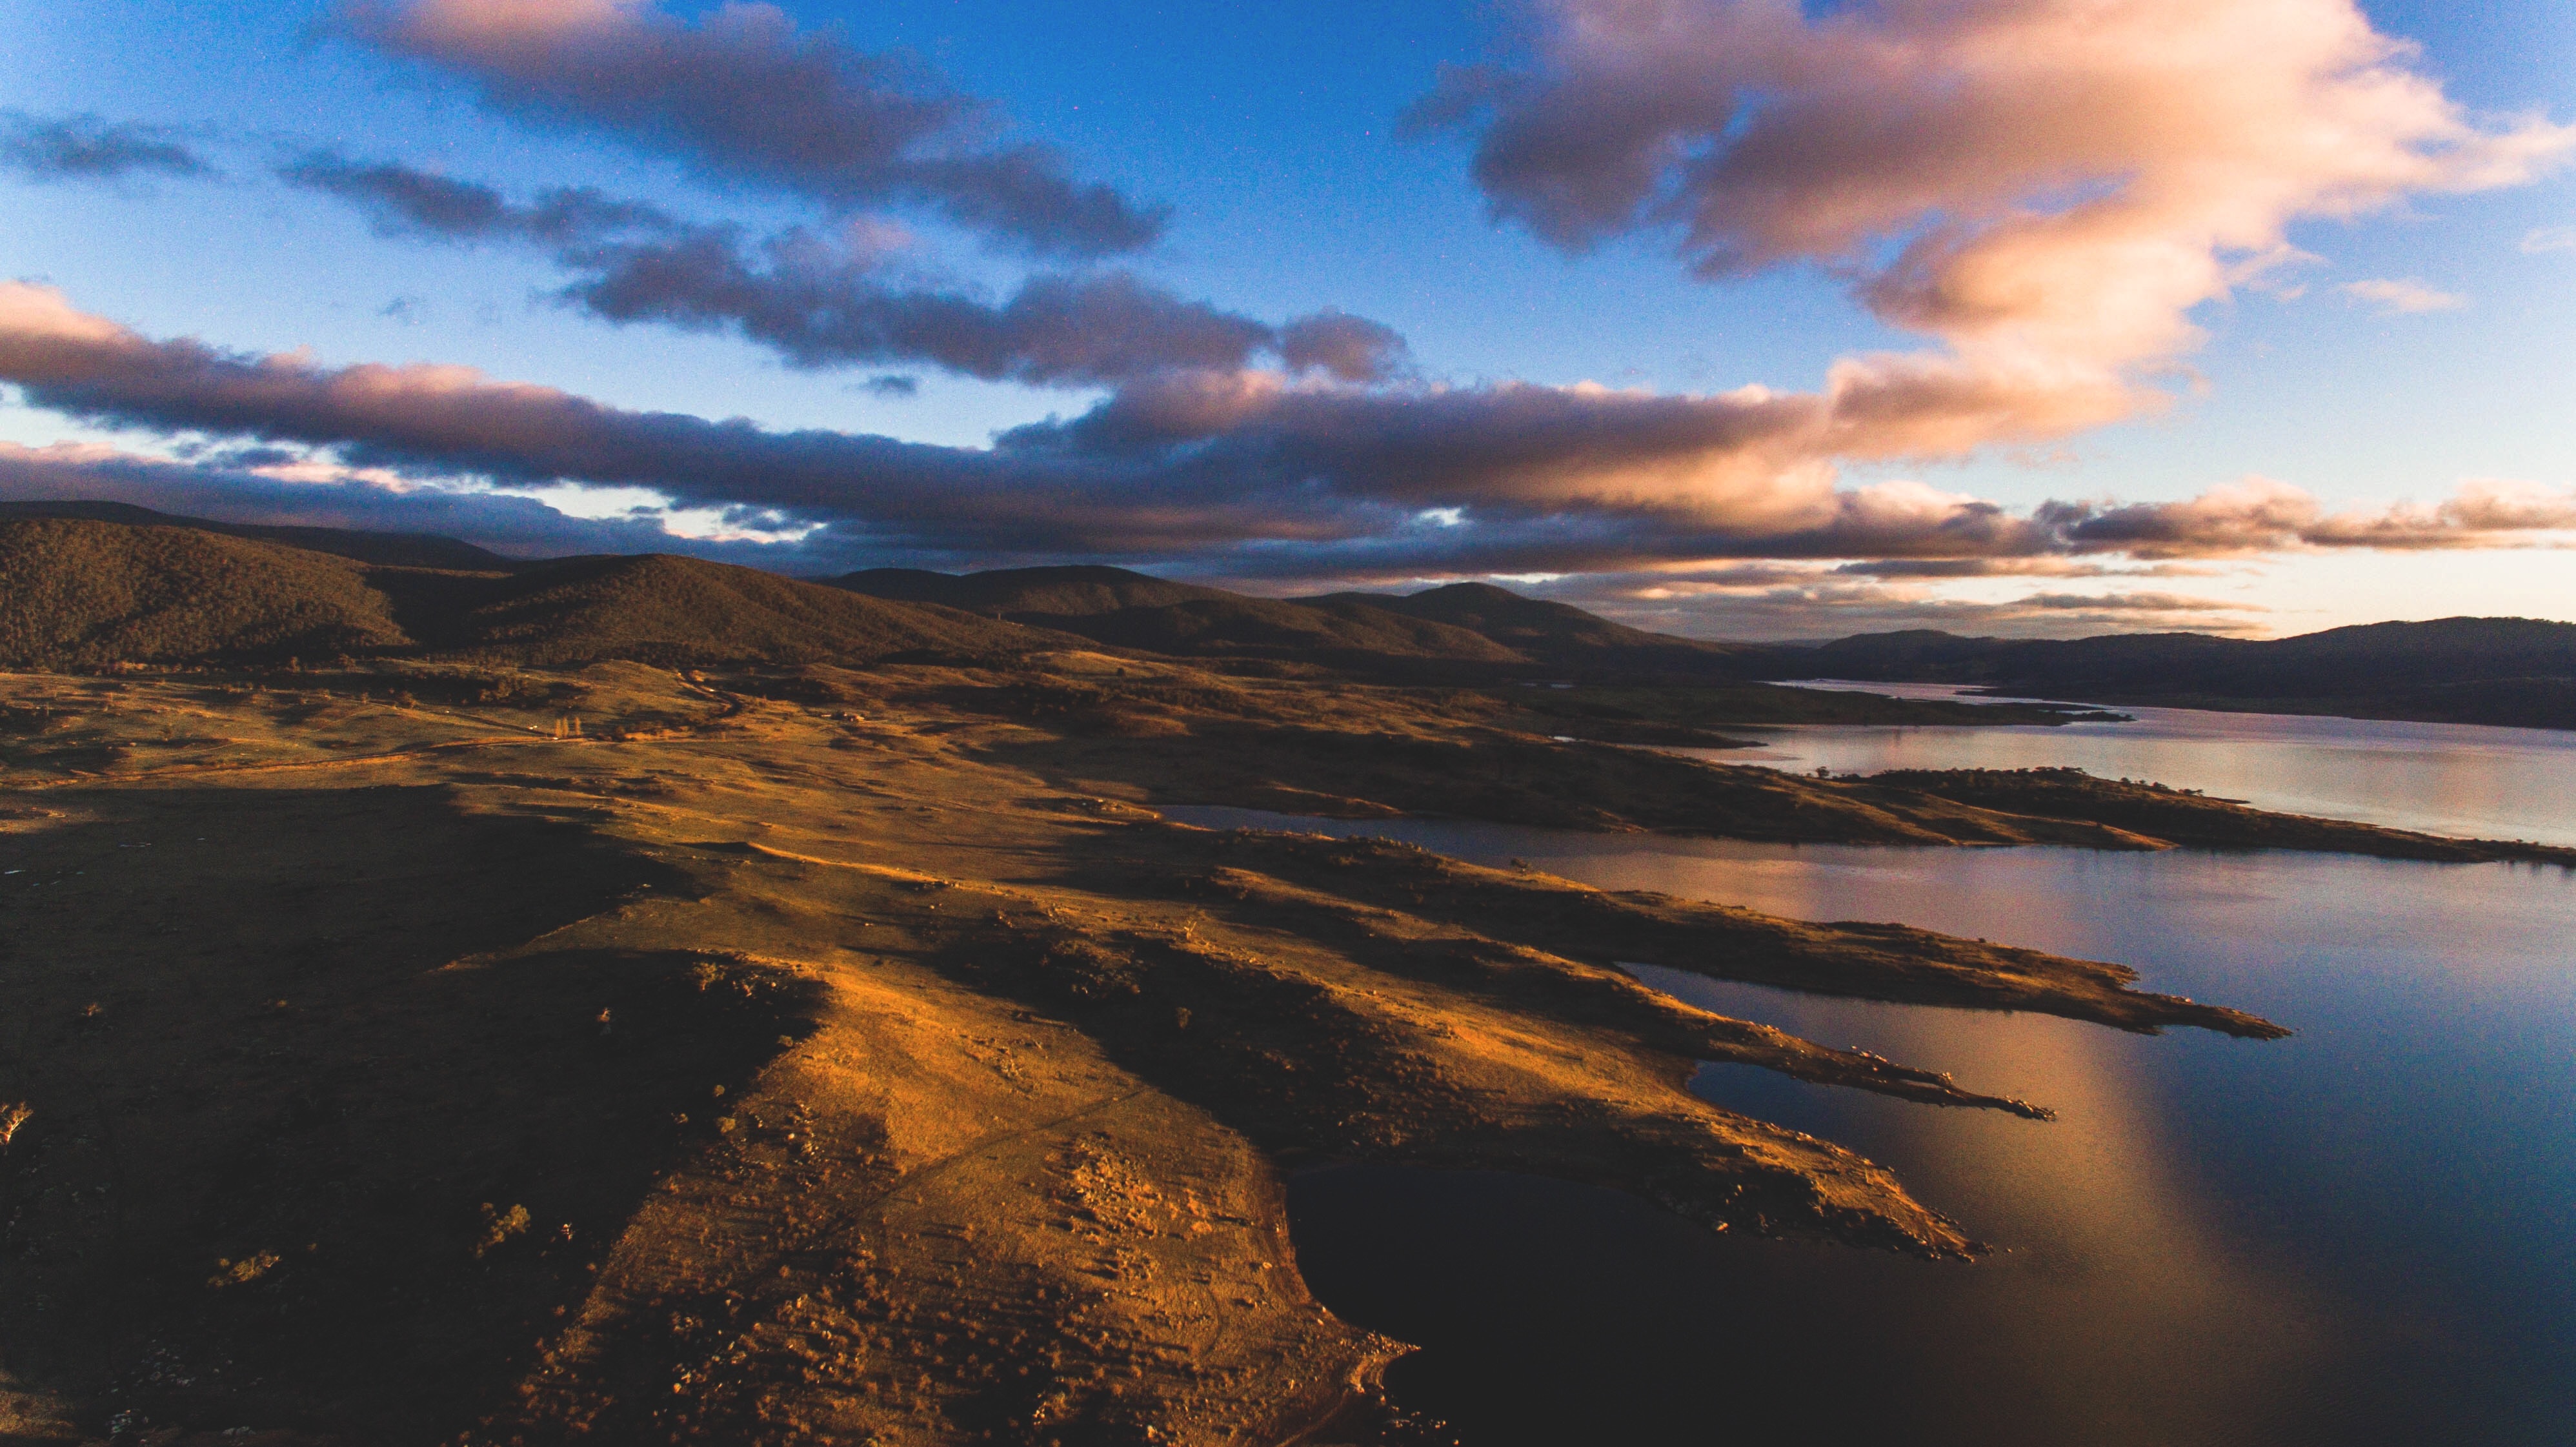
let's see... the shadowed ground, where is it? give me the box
[0,656,2323,1446]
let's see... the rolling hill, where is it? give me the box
[0,518,1046,670]
[0,517,413,667]
[0,499,512,570]
[6,505,2570,729]
[837,567,1766,680]
[836,564,1527,669]
[1303,581,1768,677]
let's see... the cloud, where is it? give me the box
[4,285,2570,580]
[1524,569,2271,642]
[2522,226,2576,254]
[281,152,672,244]
[1825,557,2216,580]
[0,110,210,182]
[280,154,1411,385]
[2045,474,2576,555]
[562,232,1284,383]
[1414,0,2571,441]
[0,432,2286,641]
[335,0,1163,258]
[0,440,777,563]
[2340,277,2466,313]
[1277,310,1415,385]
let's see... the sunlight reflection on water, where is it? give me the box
[1161,802,2576,1446]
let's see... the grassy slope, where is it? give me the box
[0,520,410,667]
[0,521,1051,672]
[838,567,1780,679]
[403,554,1047,667]
[0,500,510,569]
[838,565,1525,667]
[1306,582,1764,677]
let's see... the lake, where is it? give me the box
[1694,681,2576,846]
[1156,800,2576,1446]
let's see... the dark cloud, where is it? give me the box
[1,111,210,182]
[335,0,1163,258]
[1277,310,1413,385]
[279,155,1411,386]
[3,285,2568,582]
[1526,571,2272,643]
[2042,478,2576,558]
[0,432,2282,640]
[0,440,790,565]
[564,232,1280,383]
[281,152,673,243]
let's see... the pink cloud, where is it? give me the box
[2340,277,2468,313]
[1420,0,2572,440]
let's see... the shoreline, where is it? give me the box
[0,656,2480,1447]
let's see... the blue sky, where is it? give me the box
[1,0,2570,638]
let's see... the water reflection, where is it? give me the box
[1702,682,2576,845]
[1173,808,2576,1445]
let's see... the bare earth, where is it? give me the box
[0,653,2320,1445]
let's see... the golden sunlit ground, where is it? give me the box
[1,658,2288,1444]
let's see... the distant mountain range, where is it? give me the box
[3,503,2568,729]
[1804,623,2576,731]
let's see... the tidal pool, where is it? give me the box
[1161,805,2576,1446]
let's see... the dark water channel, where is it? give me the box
[1161,805,2576,1446]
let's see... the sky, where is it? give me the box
[0,0,2570,640]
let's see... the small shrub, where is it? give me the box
[208,1251,281,1288]
[474,1202,532,1258]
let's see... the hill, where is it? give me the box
[838,567,1766,681]
[0,518,1046,670]
[12,508,2568,730]
[837,565,1535,671]
[0,517,412,667]
[391,553,1046,667]
[1304,581,1767,678]
[1798,618,2576,729]
[0,499,512,570]
[835,563,1229,617]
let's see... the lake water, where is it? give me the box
[1696,681,2576,846]
[1159,805,2576,1446]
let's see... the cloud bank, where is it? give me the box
[280,154,1409,385]
[4,284,2568,587]
[336,0,1163,258]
